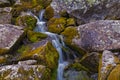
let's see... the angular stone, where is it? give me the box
[51,0,120,24]
[0,61,50,80]
[0,24,24,54]
[98,50,119,80]
[0,7,12,24]
[73,20,120,51]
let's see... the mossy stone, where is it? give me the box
[47,17,67,34]
[67,18,76,26]
[16,15,37,30]
[107,64,120,80]
[19,41,59,69]
[61,26,86,55]
[44,5,54,20]
[27,30,47,43]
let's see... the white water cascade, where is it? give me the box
[30,10,74,80]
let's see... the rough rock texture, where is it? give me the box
[73,20,120,52]
[18,40,59,69]
[0,60,50,80]
[64,70,92,80]
[51,0,120,24]
[0,24,24,54]
[80,52,100,72]
[0,7,12,24]
[0,0,11,7]
[98,50,120,80]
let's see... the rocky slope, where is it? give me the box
[0,0,120,80]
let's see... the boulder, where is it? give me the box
[0,0,11,7]
[0,24,24,54]
[0,7,12,24]
[64,70,93,80]
[98,50,120,80]
[18,40,59,69]
[0,60,50,80]
[51,0,120,24]
[80,52,100,72]
[47,17,66,34]
[73,20,120,52]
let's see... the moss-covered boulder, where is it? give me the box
[98,50,120,80]
[44,5,54,20]
[47,17,66,34]
[64,70,93,80]
[27,30,47,43]
[66,18,76,26]
[61,26,86,55]
[18,40,59,69]
[80,52,101,72]
[0,60,51,80]
[16,15,37,30]
[107,64,120,80]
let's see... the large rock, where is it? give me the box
[0,24,24,54]
[0,7,12,24]
[0,0,11,7]
[0,60,50,80]
[98,50,120,80]
[73,20,120,52]
[51,0,120,24]
[18,40,59,69]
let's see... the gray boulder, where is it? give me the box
[0,60,50,80]
[73,20,120,52]
[0,24,24,54]
[51,0,120,24]
[0,7,12,24]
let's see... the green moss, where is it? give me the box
[59,10,69,17]
[0,56,7,64]
[16,15,37,30]
[61,27,78,45]
[44,6,54,20]
[17,45,31,54]
[0,48,8,55]
[48,23,65,34]
[27,30,47,43]
[51,68,57,80]
[67,63,89,72]
[66,18,76,26]
[47,17,67,34]
[19,41,59,69]
[61,27,86,55]
[107,64,120,80]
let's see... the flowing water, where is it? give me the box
[30,10,74,80]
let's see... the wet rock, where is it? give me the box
[98,50,119,80]
[0,61,50,80]
[0,24,24,54]
[73,20,120,52]
[0,7,12,24]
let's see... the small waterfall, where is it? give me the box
[32,10,74,80]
